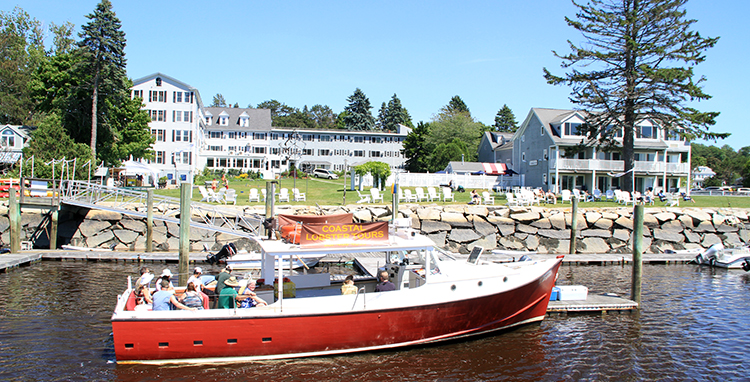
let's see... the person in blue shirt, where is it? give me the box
[152,279,196,311]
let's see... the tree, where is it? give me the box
[493,104,518,132]
[50,21,75,55]
[439,95,469,116]
[0,7,45,125]
[429,139,467,173]
[309,104,337,129]
[22,113,92,179]
[354,161,391,189]
[77,0,128,162]
[211,94,227,107]
[383,94,413,131]
[343,88,375,130]
[427,112,485,162]
[401,121,432,173]
[544,0,724,192]
[376,102,387,130]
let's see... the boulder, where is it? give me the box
[538,229,571,240]
[448,229,481,243]
[594,218,613,230]
[79,220,112,238]
[613,229,630,242]
[581,229,612,238]
[442,212,473,228]
[87,231,115,248]
[684,230,701,243]
[473,219,497,236]
[652,228,684,243]
[693,220,715,233]
[113,229,139,244]
[85,209,122,221]
[685,210,712,223]
[582,237,610,253]
[565,214,587,230]
[660,220,683,232]
[517,224,538,234]
[427,231,447,247]
[421,220,451,234]
[643,214,659,228]
[530,218,552,229]
[416,207,442,221]
[471,233,497,250]
[585,211,602,225]
[701,233,722,247]
[653,212,676,223]
[510,211,540,223]
[678,214,694,229]
[498,236,525,250]
[548,213,566,230]
[614,216,633,230]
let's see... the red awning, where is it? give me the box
[482,163,507,175]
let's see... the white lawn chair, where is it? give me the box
[665,193,679,207]
[561,190,572,203]
[370,188,384,203]
[415,187,429,202]
[572,189,586,202]
[278,188,290,203]
[214,188,227,204]
[442,187,455,202]
[404,189,418,202]
[427,187,441,202]
[293,188,306,201]
[619,191,633,205]
[225,189,237,205]
[261,188,267,202]
[592,189,602,201]
[481,191,495,205]
[398,188,406,202]
[605,189,615,202]
[505,193,519,206]
[356,190,371,203]
[248,188,260,202]
[198,186,212,202]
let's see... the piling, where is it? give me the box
[49,207,58,249]
[632,204,644,305]
[569,197,578,254]
[178,183,190,286]
[146,189,153,253]
[9,189,20,253]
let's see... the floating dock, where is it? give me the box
[547,293,638,315]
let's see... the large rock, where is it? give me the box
[471,233,497,250]
[678,214,695,229]
[694,221,715,233]
[585,211,602,225]
[421,220,451,234]
[85,209,122,221]
[594,218,613,230]
[643,214,659,228]
[613,229,630,242]
[427,231,447,247]
[79,220,112,238]
[524,235,540,250]
[87,231,115,248]
[565,214,587,230]
[442,212,472,228]
[510,211,540,223]
[416,208,441,221]
[473,219,497,236]
[464,205,489,216]
[548,213,566,230]
[661,220,683,232]
[653,212,676,223]
[686,209,712,223]
[113,229,139,244]
[538,229,571,240]
[498,236,525,249]
[448,229,481,243]
[615,216,634,230]
[120,219,146,232]
[516,224,538,234]
[581,229,612,238]
[684,230,701,243]
[353,209,373,222]
[652,229,684,243]
[582,237,610,253]
[701,233,722,247]
[530,218,552,229]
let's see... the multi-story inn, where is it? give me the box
[500,108,691,193]
[132,73,410,184]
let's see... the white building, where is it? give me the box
[132,73,410,183]
[692,166,716,189]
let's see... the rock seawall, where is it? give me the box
[3,204,748,254]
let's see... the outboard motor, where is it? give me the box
[742,260,750,272]
[518,254,533,262]
[206,243,237,265]
[696,243,723,265]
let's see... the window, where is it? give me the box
[209,131,222,139]
[354,150,364,157]
[369,151,382,158]
[184,111,191,122]
[132,90,143,99]
[271,133,279,140]
[157,110,165,122]
[149,90,167,102]
[302,149,313,155]
[155,151,165,164]
[173,130,192,142]
[205,116,212,125]
[151,129,165,142]
[254,133,267,140]
[354,136,364,143]
[372,137,382,144]
[302,134,314,141]
[320,135,331,142]
[208,145,222,151]
[228,146,238,152]
[564,122,583,136]
[271,147,279,155]
[239,117,249,127]
[175,92,182,103]
[185,92,191,103]
[155,77,162,86]
[173,111,181,122]
[665,130,682,141]
[522,152,526,161]
[254,147,266,154]
[219,116,228,126]
[1,130,14,147]
[319,149,330,156]
[228,132,237,139]
[206,158,214,167]
[636,125,657,139]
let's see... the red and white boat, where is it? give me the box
[111,215,563,364]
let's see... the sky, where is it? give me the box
[7,0,749,149]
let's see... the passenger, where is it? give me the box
[468,190,480,205]
[135,272,154,305]
[155,269,174,291]
[134,266,152,288]
[180,282,204,309]
[238,279,268,308]
[187,267,204,292]
[218,276,241,309]
[152,279,196,311]
[341,275,357,295]
[374,271,396,292]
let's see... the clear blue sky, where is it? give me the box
[8,0,748,149]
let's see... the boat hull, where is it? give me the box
[112,259,561,364]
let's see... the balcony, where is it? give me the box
[551,159,689,175]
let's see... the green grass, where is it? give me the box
[154,178,750,209]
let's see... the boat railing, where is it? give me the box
[352,287,367,310]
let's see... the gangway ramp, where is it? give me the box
[59,180,263,238]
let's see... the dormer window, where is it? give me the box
[239,112,250,127]
[636,124,657,139]
[219,111,230,126]
[564,122,584,136]
[205,111,213,126]
[156,77,162,86]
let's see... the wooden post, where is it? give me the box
[9,189,20,253]
[569,197,578,254]
[631,204,644,305]
[49,207,58,249]
[265,181,276,235]
[178,182,190,287]
[146,189,154,253]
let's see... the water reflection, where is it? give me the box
[1,262,749,381]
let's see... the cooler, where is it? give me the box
[557,285,588,301]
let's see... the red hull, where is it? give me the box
[113,260,561,363]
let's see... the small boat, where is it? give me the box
[111,214,563,364]
[694,243,750,271]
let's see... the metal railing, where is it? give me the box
[58,180,263,237]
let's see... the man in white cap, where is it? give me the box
[187,267,204,292]
[155,269,174,291]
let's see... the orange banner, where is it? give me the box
[277,213,353,228]
[300,222,389,248]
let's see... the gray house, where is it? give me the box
[512,108,691,193]
[477,131,513,165]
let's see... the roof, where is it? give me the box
[204,107,272,131]
[482,131,514,151]
[132,72,205,109]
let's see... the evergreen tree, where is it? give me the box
[309,104,337,129]
[211,94,227,107]
[544,0,723,192]
[401,121,433,173]
[429,139,467,173]
[77,0,128,161]
[384,94,413,131]
[439,95,470,116]
[493,104,518,132]
[343,88,375,130]
[377,102,387,130]
[22,113,92,179]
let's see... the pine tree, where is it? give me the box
[343,88,375,130]
[77,0,127,162]
[384,94,413,131]
[440,95,470,116]
[377,102,388,130]
[493,104,518,132]
[544,0,723,192]
[401,121,433,172]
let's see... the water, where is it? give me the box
[1,261,749,381]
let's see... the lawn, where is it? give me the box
[154,178,750,209]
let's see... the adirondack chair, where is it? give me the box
[293,188,306,201]
[561,190,572,203]
[214,188,227,204]
[370,188,384,203]
[505,193,519,206]
[427,187,441,202]
[442,187,455,202]
[261,188,267,202]
[278,188,290,202]
[404,189,418,202]
[481,191,495,205]
[198,186,212,202]
[248,188,261,202]
[592,189,602,201]
[398,188,406,202]
[415,187,429,202]
[605,189,615,202]
[356,190,371,203]
[225,189,237,205]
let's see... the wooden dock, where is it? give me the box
[547,293,638,315]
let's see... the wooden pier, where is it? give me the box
[547,293,638,315]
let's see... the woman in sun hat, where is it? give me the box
[218,276,241,309]
[155,269,174,291]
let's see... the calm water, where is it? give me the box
[1,261,749,381]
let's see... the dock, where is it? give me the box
[547,293,638,315]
